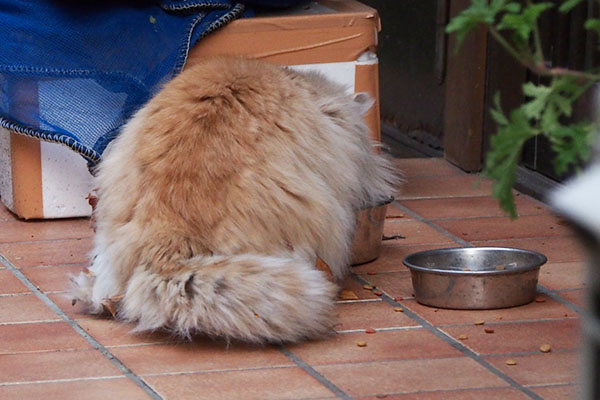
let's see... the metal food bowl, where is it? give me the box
[350,197,394,265]
[403,247,547,309]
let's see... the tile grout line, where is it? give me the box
[139,364,298,378]
[536,285,585,315]
[0,237,93,246]
[0,254,163,400]
[391,201,471,246]
[0,375,125,387]
[279,346,353,400]
[426,317,580,330]
[0,319,62,326]
[353,273,544,400]
[358,385,534,398]
[335,326,421,334]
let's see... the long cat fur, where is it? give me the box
[71,56,399,343]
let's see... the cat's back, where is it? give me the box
[127,57,318,168]
[157,57,301,121]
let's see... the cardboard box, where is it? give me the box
[0,0,381,219]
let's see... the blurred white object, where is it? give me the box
[551,163,600,239]
[551,162,600,400]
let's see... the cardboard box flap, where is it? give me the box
[233,0,381,33]
[188,0,380,65]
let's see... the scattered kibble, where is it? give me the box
[339,290,359,300]
[474,320,485,326]
[535,297,546,303]
[356,340,367,347]
[394,307,404,313]
[365,328,377,334]
[362,284,374,290]
[458,334,468,340]
[495,265,506,270]
[462,268,471,271]
[539,344,552,353]
[506,359,517,366]
[386,214,405,219]
[484,327,495,334]
[373,290,383,296]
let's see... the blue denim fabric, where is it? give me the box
[0,0,271,165]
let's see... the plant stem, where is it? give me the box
[489,26,600,82]
[526,0,545,62]
[488,26,531,66]
[539,66,600,81]
[568,78,600,102]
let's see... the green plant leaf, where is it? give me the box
[490,92,509,126]
[446,0,520,50]
[559,0,585,13]
[497,2,553,42]
[503,2,522,13]
[484,105,538,218]
[522,82,552,119]
[585,18,600,37]
[549,123,596,174]
[448,0,600,220]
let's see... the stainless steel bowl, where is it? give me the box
[350,197,394,265]
[403,247,547,309]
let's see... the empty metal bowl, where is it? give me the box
[350,197,393,265]
[403,247,547,309]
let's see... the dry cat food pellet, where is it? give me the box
[505,359,517,366]
[484,327,495,334]
[458,334,468,340]
[535,297,546,303]
[339,290,359,300]
[362,284,374,290]
[539,344,552,353]
[393,307,404,313]
[495,265,506,270]
[474,320,485,326]
[373,290,383,296]
[356,340,367,347]
[386,213,405,219]
[365,328,377,334]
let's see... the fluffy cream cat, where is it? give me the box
[71,56,399,343]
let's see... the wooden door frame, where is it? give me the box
[442,0,488,172]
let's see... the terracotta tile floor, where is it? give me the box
[0,158,588,399]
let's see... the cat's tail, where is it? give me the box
[116,254,338,343]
